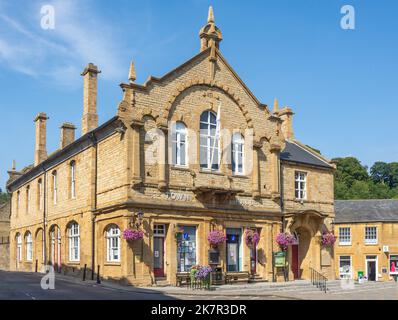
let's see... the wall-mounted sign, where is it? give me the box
[273,252,286,267]
[383,246,389,253]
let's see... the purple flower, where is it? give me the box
[276,232,296,250]
[123,229,144,241]
[245,229,260,247]
[321,232,336,246]
[207,231,227,246]
[195,265,212,280]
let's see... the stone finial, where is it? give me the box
[199,6,223,52]
[273,98,279,114]
[128,61,136,83]
[208,6,215,23]
[12,160,16,171]
[279,107,295,141]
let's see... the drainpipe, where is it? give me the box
[90,132,98,280]
[280,160,285,232]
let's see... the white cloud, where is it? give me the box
[0,0,127,87]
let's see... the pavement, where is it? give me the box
[1,270,398,300]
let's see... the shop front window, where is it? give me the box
[390,255,398,275]
[226,228,242,272]
[177,226,197,272]
[339,256,352,279]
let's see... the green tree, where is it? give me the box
[369,181,391,199]
[334,181,350,200]
[332,157,369,188]
[370,162,389,184]
[0,188,9,204]
[349,180,371,199]
[388,163,398,188]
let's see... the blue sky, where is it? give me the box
[0,0,397,190]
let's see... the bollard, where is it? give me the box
[83,264,87,281]
[96,265,101,284]
[35,259,38,273]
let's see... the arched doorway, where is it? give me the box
[291,227,312,279]
[35,229,44,270]
[286,210,329,280]
[49,225,61,272]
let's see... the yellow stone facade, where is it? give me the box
[6,7,336,286]
[334,221,398,282]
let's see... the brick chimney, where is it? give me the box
[60,122,76,149]
[81,63,101,135]
[34,112,49,166]
[279,107,294,140]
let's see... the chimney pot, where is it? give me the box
[81,63,101,135]
[60,122,76,149]
[34,112,49,166]
[279,107,294,141]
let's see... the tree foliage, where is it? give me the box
[334,157,398,200]
[0,188,9,204]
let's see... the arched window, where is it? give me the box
[16,233,22,262]
[68,222,80,262]
[25,232,32,261]
[200,111,220,171]
[26,186,30,214]
[172,122,187,166]
[106,225,121,262]
[37,179,43,211]
[70,161,76,199]
[232,133,244,175]
[52,171,57,205]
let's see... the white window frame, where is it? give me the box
[339,227,351,245]
[26,232,33,261]
[172,122,187,167]
[365,226,377,245]
[154,224,166,237]
[26,186,30,214]
[106,226,121,263]
[52,172,57,205]
[71,162,76,199]
[295,171,307,200]
[339,255,352,279]
[232,133,244,175]
[16,234,22,262]
[389,254,398,275]
[38,180,43,211]
[200,111,220,171]
[68,223,80,262]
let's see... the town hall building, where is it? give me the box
[6,7,336,286]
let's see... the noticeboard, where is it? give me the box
[273,251,286,267]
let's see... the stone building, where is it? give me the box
[0,200,10,270]
[6,7,336,286]
[335,200,398,282]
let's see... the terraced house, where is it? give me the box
[6,7,336,286]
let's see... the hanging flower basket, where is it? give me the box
[245,229,260,248]
[207,230,227,247]
[123,229,144,241]
[276,232,296,251]
[320,232,336,247]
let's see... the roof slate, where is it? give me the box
[335,200,398,223]
[280,141,333,169]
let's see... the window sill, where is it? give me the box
[231,174,248,179]
[294,198,307,203]
[339,243,352,246]
[67,262,80,266]
[199,170,224,176]
[104,262,121,267]
[171,166,190,172]
[364,242,378,246]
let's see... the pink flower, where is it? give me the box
[321,232,336,246]
[207,231,227,246]
[245,229,260,247]
[123,229,144,241]
[276,232,296,250]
